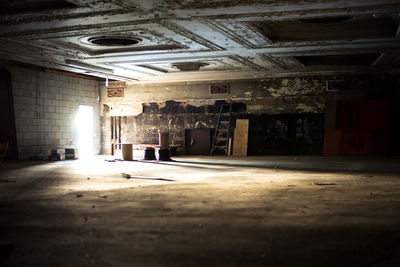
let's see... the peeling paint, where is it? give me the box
[141,100,246,114]
[100,74,400,156]
[103,106,324,155]
[108,102,142,116]
[247,105,264,111]
[295,103,318,113]
[265,77,325,97]
[188,99,216,107]
[244,90,253,98]
[275,120,288,133]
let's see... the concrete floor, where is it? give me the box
[1,156,400,267]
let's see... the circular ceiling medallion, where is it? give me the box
[81,35,141,46]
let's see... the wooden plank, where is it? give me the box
[233,119,249,156]
[235,119,249,131]
[227,137,232,156]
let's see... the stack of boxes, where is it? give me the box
[324,99,387,156]
[65,148,79,160]
[47,149,65,161]
[48,148,79,160]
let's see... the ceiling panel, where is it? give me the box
[0,0,77,14]
[251,14,399,43]
[294,53,382,66]
[0,0,399,83]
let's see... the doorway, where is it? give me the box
[77,105,94,159]
[185,129,210,155]
[0,69,18,160]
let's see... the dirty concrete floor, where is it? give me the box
[1,156,400,267]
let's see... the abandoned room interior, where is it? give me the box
[1,0,400,266]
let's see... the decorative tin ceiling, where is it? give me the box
[0,0,400,83]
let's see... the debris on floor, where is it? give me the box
[76,194,84,198]
[313,182,337,186]
[122,173,131,178]
[122,173,175,182]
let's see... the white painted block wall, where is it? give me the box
[7,66,101,159]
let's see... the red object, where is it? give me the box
[358,101,387,131]
[323,130,342,155]
[335,100,386,130]
[324,99,387,156]
[324,130,386,156]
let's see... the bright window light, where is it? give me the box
[77,105,94,159]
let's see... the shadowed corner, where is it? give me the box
[0,242,13,266]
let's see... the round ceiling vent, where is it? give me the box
[85,36,141,46]
[300,16,353,24]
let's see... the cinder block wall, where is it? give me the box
[7,66,101,159]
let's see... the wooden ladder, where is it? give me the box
[210,104,232,156]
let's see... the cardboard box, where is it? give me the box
[65,148,79,160]
[48,149,65,161]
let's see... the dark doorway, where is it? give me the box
[0,69,18,160]
[388,96,400,155]
[185,129,210,155]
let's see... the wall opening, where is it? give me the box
[77,105,94,159]
[0,69,18,160]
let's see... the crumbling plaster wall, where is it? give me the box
[102,78,330,114]
[101,74,400,155]
[8,66,101,159]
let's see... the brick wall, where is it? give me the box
[7,66,101,159]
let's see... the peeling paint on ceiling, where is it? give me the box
[0,0,400,83]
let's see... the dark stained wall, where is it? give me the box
[0,69,18,160]
[101,74,400,156]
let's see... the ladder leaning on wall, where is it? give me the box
[210,103,232,156]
